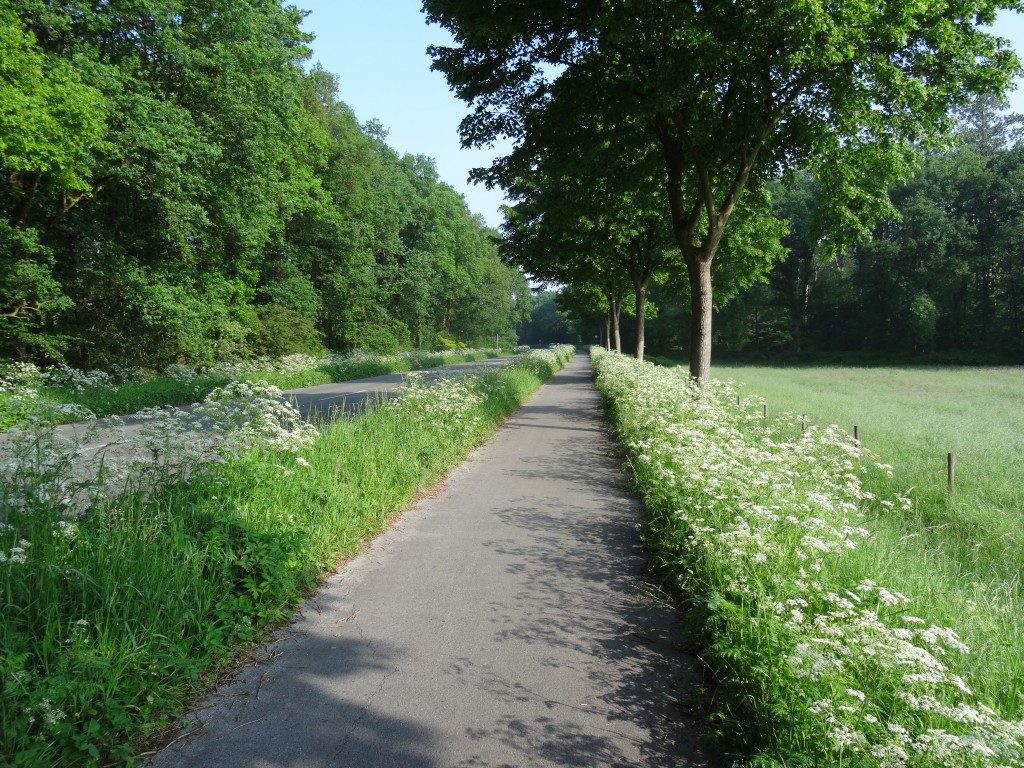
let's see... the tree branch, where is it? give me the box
[39,179,108,233]
[1,302,41,320]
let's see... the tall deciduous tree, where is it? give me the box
[424,0,1021,378]
[497,109,678,361]
[0,4,107,355]
[694,97,1024,364]
[501,194,635,353]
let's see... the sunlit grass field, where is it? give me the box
[715,365,1024,515]
[716,365,1024,713]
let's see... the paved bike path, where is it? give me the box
[147,355,708,767]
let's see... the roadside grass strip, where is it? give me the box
[0,348,502,429]
[0,345,575,767]
[591,348,1024,768]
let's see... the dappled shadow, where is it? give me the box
[461,496,707,767]
[145,631,445,767]
[441,357,707,766]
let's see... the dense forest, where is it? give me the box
[714,102,1024,364]
[0,1,528,369]
[6,1,1021,372]
[524,98,1024,365]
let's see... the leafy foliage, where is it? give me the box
[0,3,527,368]
[708,103,1024,363]
[425,0,1021,377]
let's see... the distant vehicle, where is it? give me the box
[547,342,557,349]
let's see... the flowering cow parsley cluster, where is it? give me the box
[0,539,31,564]
[389,372,485,441]
[591,348,1024,768]
[1,376,39,430]
[164,362,199,384]
[1,380,318,522]
[195,380,318,456]
[41,364,117,391]
[0,361,41,386]
[506,345,575,379]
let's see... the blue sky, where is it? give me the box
[299,1,510,227]
[298,2,1024,229]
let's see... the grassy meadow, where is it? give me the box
[715,365,1024,518]
[718,364,1024,714]
[597,350,1024,767]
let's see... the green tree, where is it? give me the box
[0,4,108,356]
[1,0,323,366]
[501,195,635,353]
[517,291,576,347]
[503,128,679,361]
[713,93,1024,364]
[425,0,1021,378]
[285,68,382,352]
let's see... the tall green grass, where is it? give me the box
[0,347,575,767]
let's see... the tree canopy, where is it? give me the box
[425,0,1022,377]
[0,1,528,367]
[709,99,1024,363]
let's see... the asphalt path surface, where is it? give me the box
[146,355,708,768]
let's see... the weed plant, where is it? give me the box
[0,346,575,767]
[593,348,1024,768]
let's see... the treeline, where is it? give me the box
[533,99,1024,365]
[0,1,527,369]
[714,101,1024,363]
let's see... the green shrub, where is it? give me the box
[253,305,324,358]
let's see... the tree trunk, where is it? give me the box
[634,282,647,362]
[612,304,622,353]
[688,255,714,380]
[605,312,611,350]
[611,294,622,353]
[603,287,623,353]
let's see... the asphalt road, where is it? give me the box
[146,355,708,767]
[0,357,517,522]
[281,357,512,421]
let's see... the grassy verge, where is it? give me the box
[593,348,1024,768]
[0,346,575,767]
